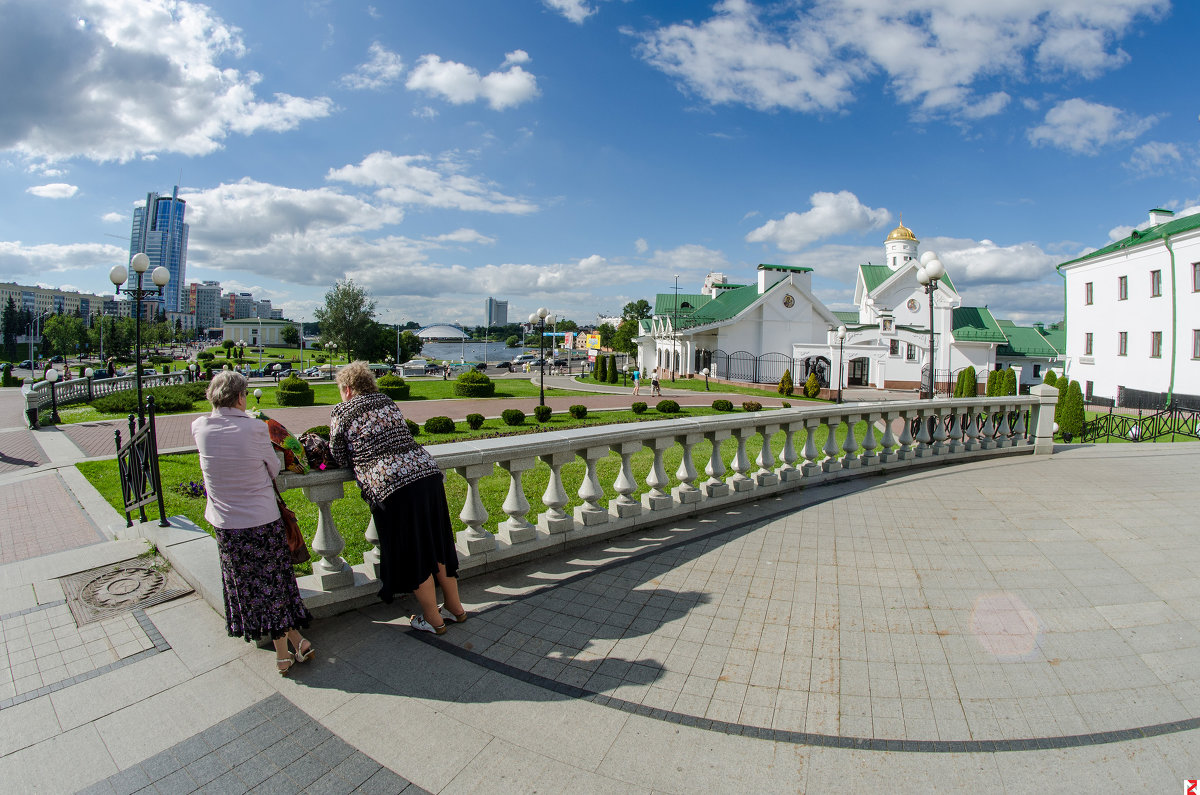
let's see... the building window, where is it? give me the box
[1118,275,1128,300]
[1085,281,1093,304]
[1086,381,1094,399]
[1151,331,1162,358]
[1193,262,1200,292]
[889,339,900,356]
[906,343,917,361]
[1033,364,1041,377]
[1194,329,1200,360]
[1151,269,1162,297]
[1084,332,1093,355]
[1118,331,1127,356]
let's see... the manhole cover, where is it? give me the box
[60,556,193,626]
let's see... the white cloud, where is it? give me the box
[634,238,648,254]
[101,211,125,223]
[426,228,496,245]
[924,236,1060,285]
[543,0,596,24]
[0,240,127,279]
[1126,141,1184,175]
[340,42,405,91]
[327,151,538,214]
[406,51,539,110]
[648,244,729,275]
[1027,98,1158,154]
[746,191,890,251]
[26,183,78,198]
[634,0,1167,120]
[0,0,333,163]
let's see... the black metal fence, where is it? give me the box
[1082,403,1200,444]
[704,350,831,387]
[114,396,169,528]
[1117,386,1200,412]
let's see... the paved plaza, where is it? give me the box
[0,381,1199,791]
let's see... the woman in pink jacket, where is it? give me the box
[192,370,314,676]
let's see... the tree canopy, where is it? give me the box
[314,279,376,360]
[622,300,652,321]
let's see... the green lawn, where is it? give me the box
[78,414,862,570]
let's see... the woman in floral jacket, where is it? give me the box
[330,361,466,634]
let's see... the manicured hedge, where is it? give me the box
[377,374,410,400]
[778,368,794,396]
[424,416,455,434]
[454,370,495,398]
[568,404,587,419]
[656,399,681,413]
[276,376,315,407]
[501,409,525,426]
[742,401,762,412]
[631,402,647,414]
[712,399,733,411]
[406,418,420,436]
[534,405,552,423]
[803,372,820,398]
[90,383,199,414]
[466,413,485,430]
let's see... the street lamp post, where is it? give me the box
[529,307,549,406]
[253,388,262,407]
[109,252,170,425]
[836,325,847,404]
[915,252,946,399]
[623,364,629,387]
[327,343,337,379]
[702,367,710,391]
[672,274,680,382]
[46,367,61,423]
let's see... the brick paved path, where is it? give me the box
[0,473,106,564]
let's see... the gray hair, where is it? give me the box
[207,370,248,408]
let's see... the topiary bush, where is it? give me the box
[90,384,196,414]
[1,363,19,387]
[453,369,495,397]
[778,368,794,396]
[304,425,330,439]
[568,404,587,419]
[276,375,315,407]
[1044,370,1058,387]
[607,354,619,384]
[656,399,681,413]
[424,416,455,434]
[631,401,647,414]
[196,350,215,362]
[803,372,820,399]
[406,418,420,436]
[712,399,733,411]
[501,408,525,426]
[534,405,552,423]
[595,356,608,382]
[466,413,485,430]
[1003,368,1017,396]
[781,401,791,408]
[1059,379,1084,440]
[742,401,763,412]
[377,374,410,400]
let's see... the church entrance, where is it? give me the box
[847,357,870,387]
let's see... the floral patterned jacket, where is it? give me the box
[329,392,442,507]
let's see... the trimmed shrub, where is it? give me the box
[377,374,410,400]
[424,416,455,434]
[304,425,330,439]
[1059,380,1085,439]
[781,400,791,408]
[656,399,681,413]
[595,356,608,382]
[742,401,763,412]
[607,354,619,384]
[631,401,647,414]
[568,404,587,419]
[534,405,552,423]
[712,399,733,411]
[91,384,195,414]
[276,375,315,407]
[196,350,215,361]
[501,408,526,426]
[959,366,978,397]
[803,372,820,399]
[453,369,495,398]
[777,368,794,396]
[466,413,485,430]
[1003,368,1017,396]
[406,418,420,436]
[1044,370,1058,387]
[149,355,172,365]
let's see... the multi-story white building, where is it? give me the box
[1058,208,1200,404]
[188,281,223,331]
[0,283,108,319]
[255,299,273,318]
[485,297,508,326]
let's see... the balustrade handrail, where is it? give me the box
[273,390,1057,592]
[23,371,190,425]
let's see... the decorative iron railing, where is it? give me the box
[1081,404,1200,444]
[23,371,189,428]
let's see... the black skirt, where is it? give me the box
[371,473,460,601]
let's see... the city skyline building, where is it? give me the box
[485,297,508,327]
[129,187,189,313]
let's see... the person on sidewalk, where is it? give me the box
[631,367,640,396]
[330,361,466,634]
[651,369,662,397]
[192,370,315,676]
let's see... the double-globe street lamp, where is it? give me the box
[109,252,170,425]
[836,325,847,404]
[528,307,552,407]
[915,252,946,399]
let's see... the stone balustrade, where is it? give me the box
[23,371,190,427]
[274,387,1057,600]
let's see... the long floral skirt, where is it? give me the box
[371,473,460,602]
[214,518,312,641]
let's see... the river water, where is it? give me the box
[418,340,569,364]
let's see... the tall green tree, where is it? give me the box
[597,322,616,350]
[622,299,652,320]
[611,318,639,354]
[280,324,300,346]
[2,296,18,361]
[314,280,376,360]
[41,314,87,359]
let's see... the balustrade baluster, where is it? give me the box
[754,423,780,486]
[913,412,933,457]
[878,412,897,463]
[996,407,1013,448]
[539,452,575,533]
[801,419,822,477]
[673,432,703,504]
[610,441,643,518]
[980,410,997,450]
[961,410,978,451]
[455,463,496,556]
[642,438,675,511]
[499,457,537,544]
[302,480,354,588]
[931,408,948,455]
[703,429,731,497]
[728,427,756,491]
[778,421,803,482]
[362,516,380,579]
[821,416,842,473]
[841,414,861,469]
[896,412,914,460]
[1014,408,1028,442]
[859,413,879,466]
[575,445,611,526]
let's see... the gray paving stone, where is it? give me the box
[233,753,279,789]
[356,768,412,795]
[329,752,380,789]
[184,752,228,788]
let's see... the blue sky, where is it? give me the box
[1,0,1197,328]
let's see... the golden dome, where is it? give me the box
[885,216,917,242]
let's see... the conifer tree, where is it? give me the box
[778,368,794,396]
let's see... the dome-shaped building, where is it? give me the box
[416,324,469,342]
[884,217,919,270]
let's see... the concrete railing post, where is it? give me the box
[302,480,354,589]
[499,457,537,544]
[1029,383,1058,455]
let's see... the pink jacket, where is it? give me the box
[192,407,281,530]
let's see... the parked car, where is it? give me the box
[49,355,65,363]
[474,362,487,371]
[495,361,513,371]
[18,359,33,369]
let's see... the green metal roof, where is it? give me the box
[689,283,762,324]
[858,263,956,293]
[995,320,1061,357]
[951,306,1007,343]
[833,310,860,324]
[1038,321,1066,353]
[1059,211,1200,267]
[757,263,813,273]
[653,293,708,318]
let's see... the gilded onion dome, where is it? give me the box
[885,217,917,242]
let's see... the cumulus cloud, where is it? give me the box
[634,238,648,254]
[0,241,128,282]
[633,0,1167,121]
[746,191,890,252]
[0,0,333,163]
[426,228,496,245]
[405,51,539,110]
[648,244,729,275]
[26,183,78,198]
[101,211,125,223]
[1126,141,1184,175]
[1026,98,1158,154]
[340,42,405,91]
[543,0,596,24]
[327,151,538,214]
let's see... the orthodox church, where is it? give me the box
[637,220,1061,394]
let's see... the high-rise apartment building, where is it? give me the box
[188,281,223,331]
[255,299,273,318]
[130,187,189,313]
[485,297,508,326]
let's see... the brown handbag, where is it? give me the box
[274,485,310,565]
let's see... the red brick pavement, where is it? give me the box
[0,429,47,473]
[0,473,105,564]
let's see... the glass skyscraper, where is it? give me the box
[129,187,189,313]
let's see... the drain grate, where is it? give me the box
[60,556,193,626]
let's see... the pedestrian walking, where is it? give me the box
[631,367,640,395]
[651,369,662,396]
